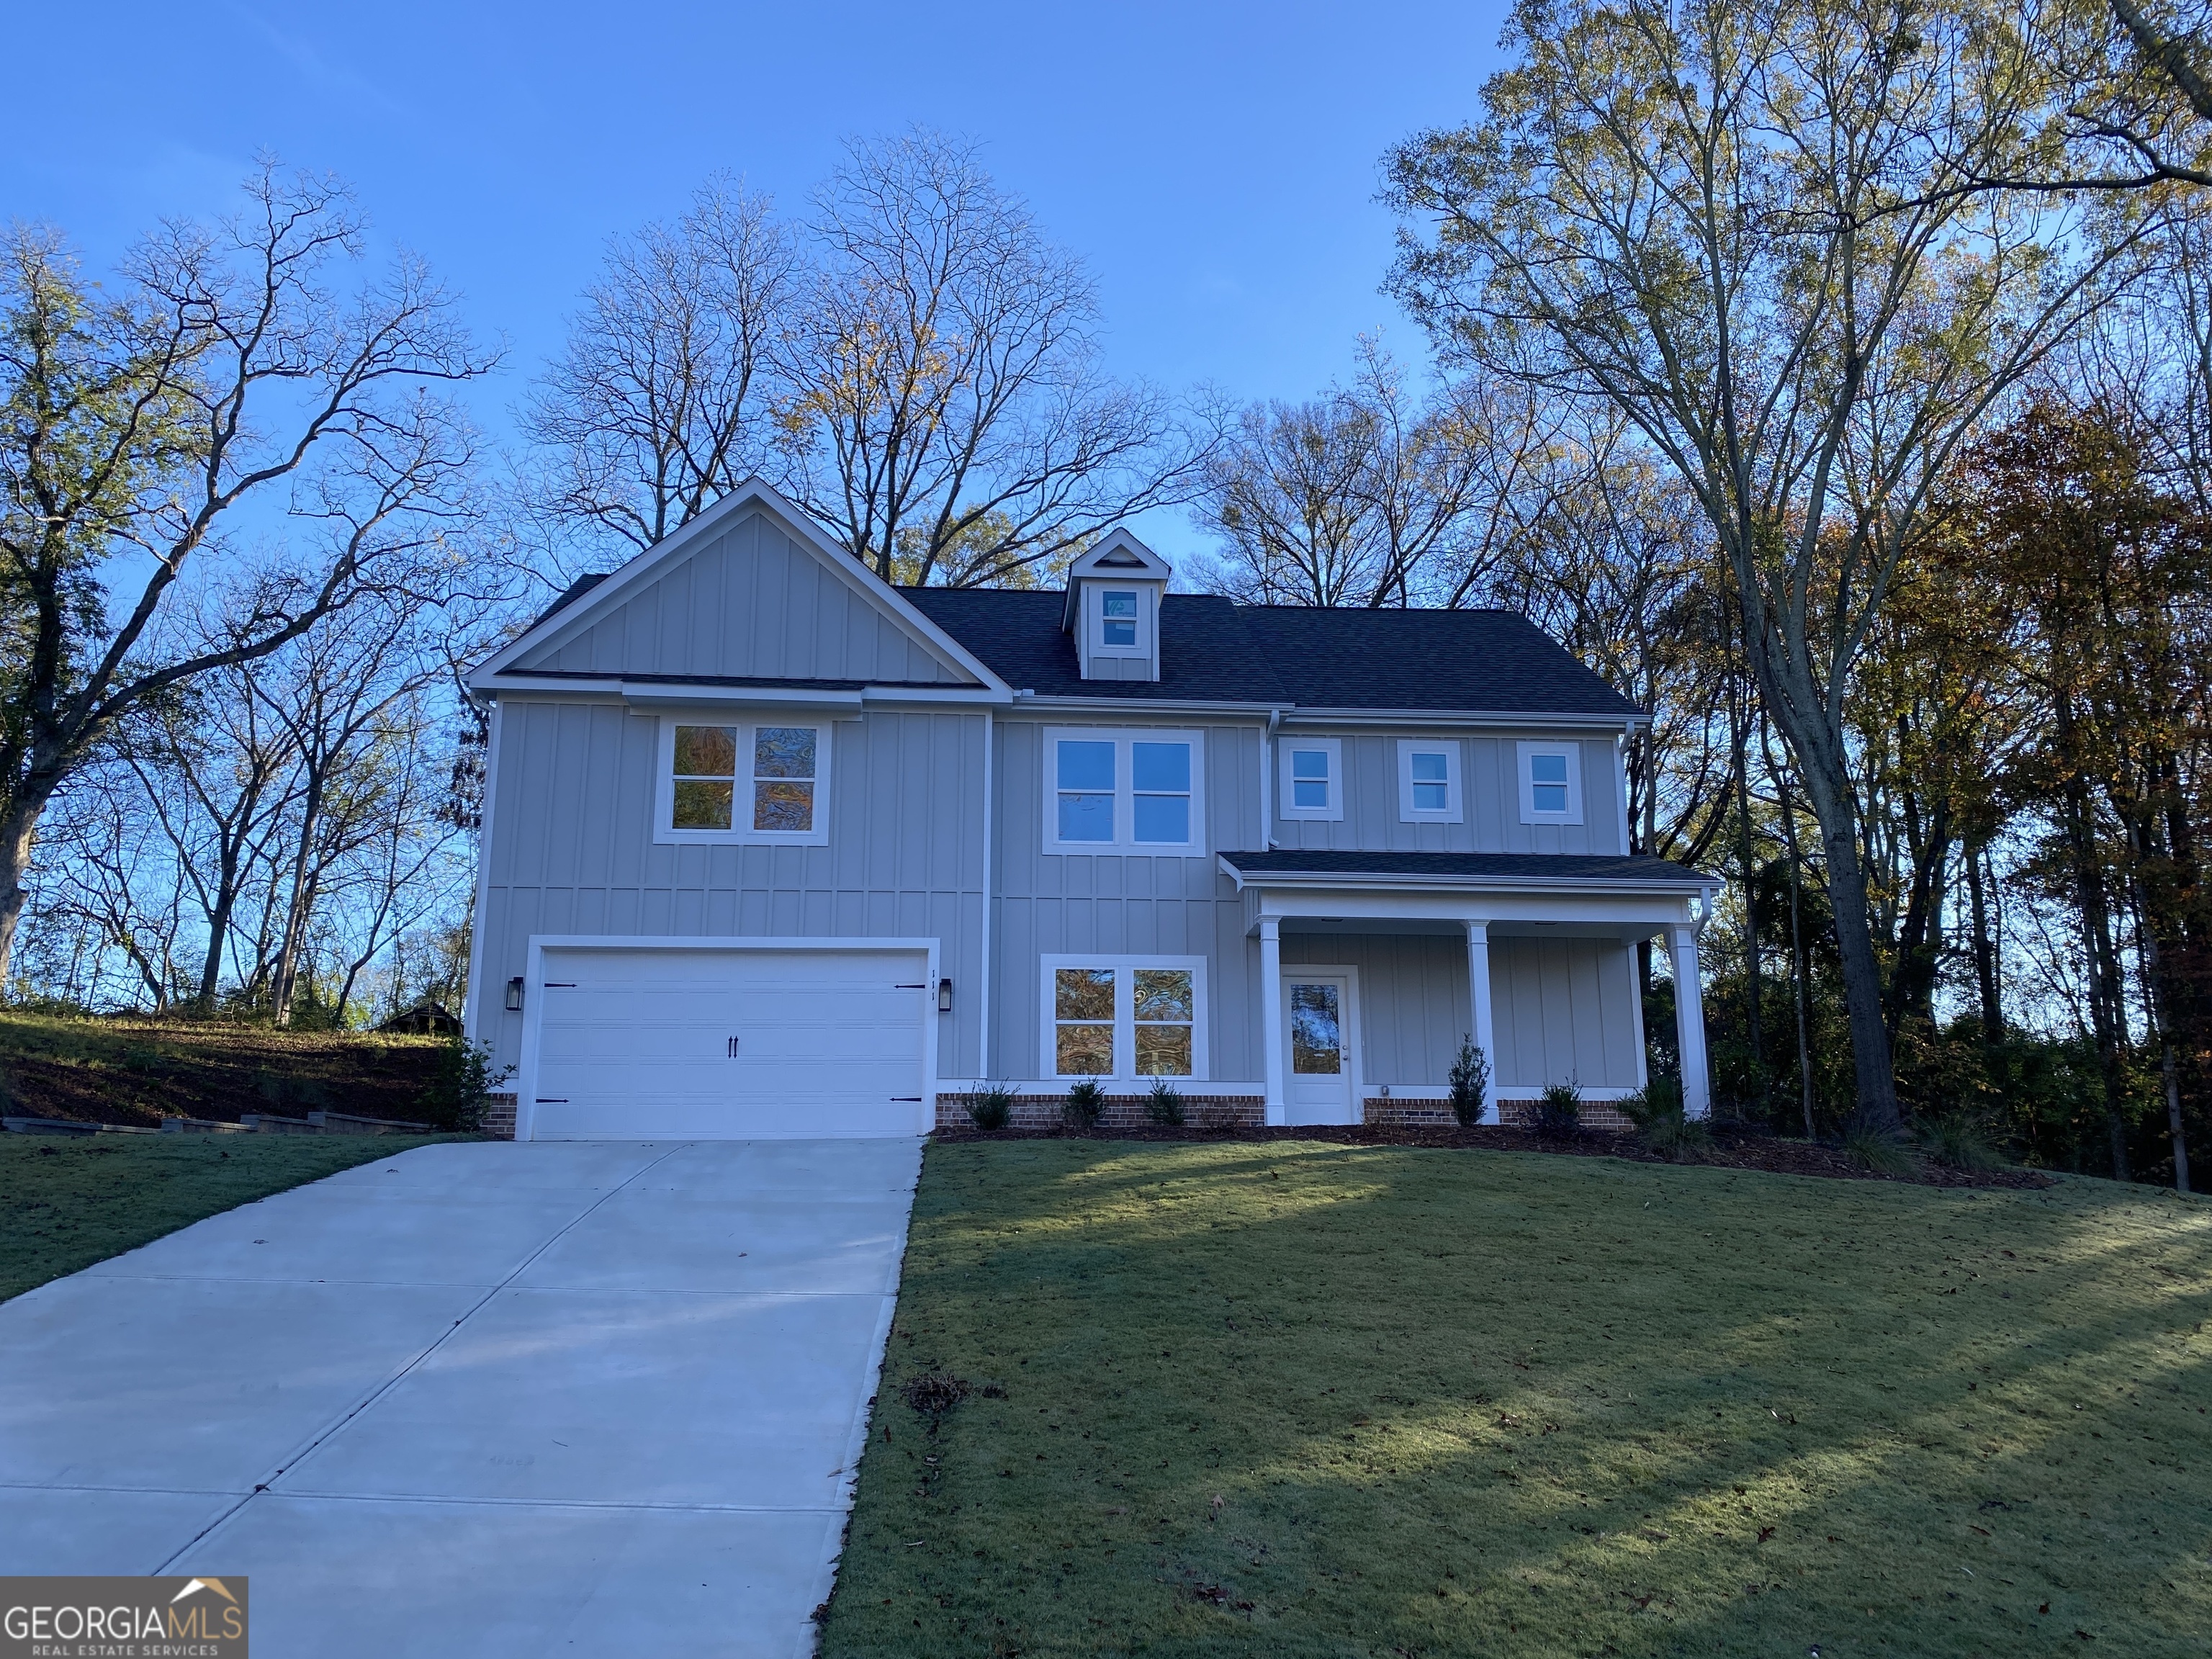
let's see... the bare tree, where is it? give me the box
[782,129,1211,586]
[1197,342,1545,606]
[520,176,797,572]
[0,162,495,988]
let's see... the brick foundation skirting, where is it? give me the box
[482,1093,518,1140]
[1364,1097,1632,1133]
[939,1092,1264,1132]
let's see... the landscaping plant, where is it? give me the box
[1845,1119,1923,1176]
[1144,1078,1187,1126]
[1063,1078,1105,1133]
[1532,1080,1582,1139]
[1915,1110,2002,1172]
[1620,1074,1710,1161]
[966,1083,1015,1133]
[1446,1035,1490,1127]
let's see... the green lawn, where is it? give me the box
[824,1141,2212,1658]
[0,1132,462,1302]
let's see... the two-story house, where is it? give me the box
[462,480,1716,1140]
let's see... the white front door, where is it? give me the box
[525,945,930,1140]
[1282,973,1355,1125]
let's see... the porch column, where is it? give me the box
[1668,922,1712,1120]
[1259,917,1285,1125]
[1465,921,1498,1125]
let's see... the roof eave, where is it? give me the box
[1215,854,1715,894]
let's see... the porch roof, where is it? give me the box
[1218,850,1714,892]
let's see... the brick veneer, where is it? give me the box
[938,1092,1264,1132]
[1363,1097,1632,1133]
[482,1093,518,1140]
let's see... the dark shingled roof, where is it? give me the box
[899,588,1639,716]
[1220,851,1712,886]
[531,571,612,630]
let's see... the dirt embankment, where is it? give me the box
[0,1014,446,1128]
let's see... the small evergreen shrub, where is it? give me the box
[1447,1036,1491,1128]
[1533,1081,1583,1140]
[1144,1078,1187,1126]
[419,1035,512,1133]
[1844,1120,1923,1176]
[966,1083,1014,1133]
[1915,1111,2001,1172]
[1063,1079,1105,1133]
[1620,1074,1709,1161]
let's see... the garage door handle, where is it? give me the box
[891,1096,922,1102]
[895,983,927,989]
[727,1036,739,1057]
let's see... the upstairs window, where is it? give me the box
[1100,590,1139,646]
[1044,729,1204,852]
[1278,737,1343,822]
[658,719,830,845]
[1397,739,1462,823]
[1516,740,1584,825]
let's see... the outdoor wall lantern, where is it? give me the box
[505,977,525,1012]
[938,977,954,1013]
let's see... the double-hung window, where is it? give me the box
[657,719,832,845]
[1044,728,1203,852]
[1100,590,1139,646]
[1277,737,1343,822]
[1395,739,1462,823]
[1044,956,1206,1079]
[1516,740,1583,825]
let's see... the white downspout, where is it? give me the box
[976,707,994,1088]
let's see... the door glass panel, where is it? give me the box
[1290,982,1343,1074]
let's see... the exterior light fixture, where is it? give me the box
[505,977,525,1012]
[937,978,954,1013]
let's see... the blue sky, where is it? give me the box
[7,1,1508,562]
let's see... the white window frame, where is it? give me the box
[1395,739,1463,824]
[1039,954,1210,1080]
[653,716,833,846]
[1278,736,1344,822]
[1042,727,1205,853]
[1516,739,1584,826]
[1087,585,1151,661]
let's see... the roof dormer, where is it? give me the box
[1063,529,1172,682]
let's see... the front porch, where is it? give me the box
[1218,852,1719,1129]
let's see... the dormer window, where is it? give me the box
[1101,590,1138,647]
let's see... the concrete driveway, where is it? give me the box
[0,1137,921,1657]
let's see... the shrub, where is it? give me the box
[1447,1036,1491,1128]
[1144,1077,1187,1126]
[1063,1078,1105,1133]
[1915,1112,2001,1172]
[1533,1081,1583,1140]
[1620,1074,1709,1161]
[1843,1120,1923,1177]
[966,1083,1014,1133]
[418,1035,511,1133]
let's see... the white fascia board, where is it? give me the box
[861,685,1015,708]
[619,683,865,711]
[1280,708,1642,731]
[1242,888,1701,929]
[466,480,1012,695]
[1213,854,1710,896]
[1013,695,1278,719]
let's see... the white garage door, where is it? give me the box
[524,945,930,1139]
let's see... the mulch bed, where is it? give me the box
[930,1120,2055,1189]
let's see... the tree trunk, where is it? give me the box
[0,800,37,993]
[1783,727,1902,1133]
[1965,840,2002,1043]
[2063,775,2134,1181]
[1733,687,1763,1114]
